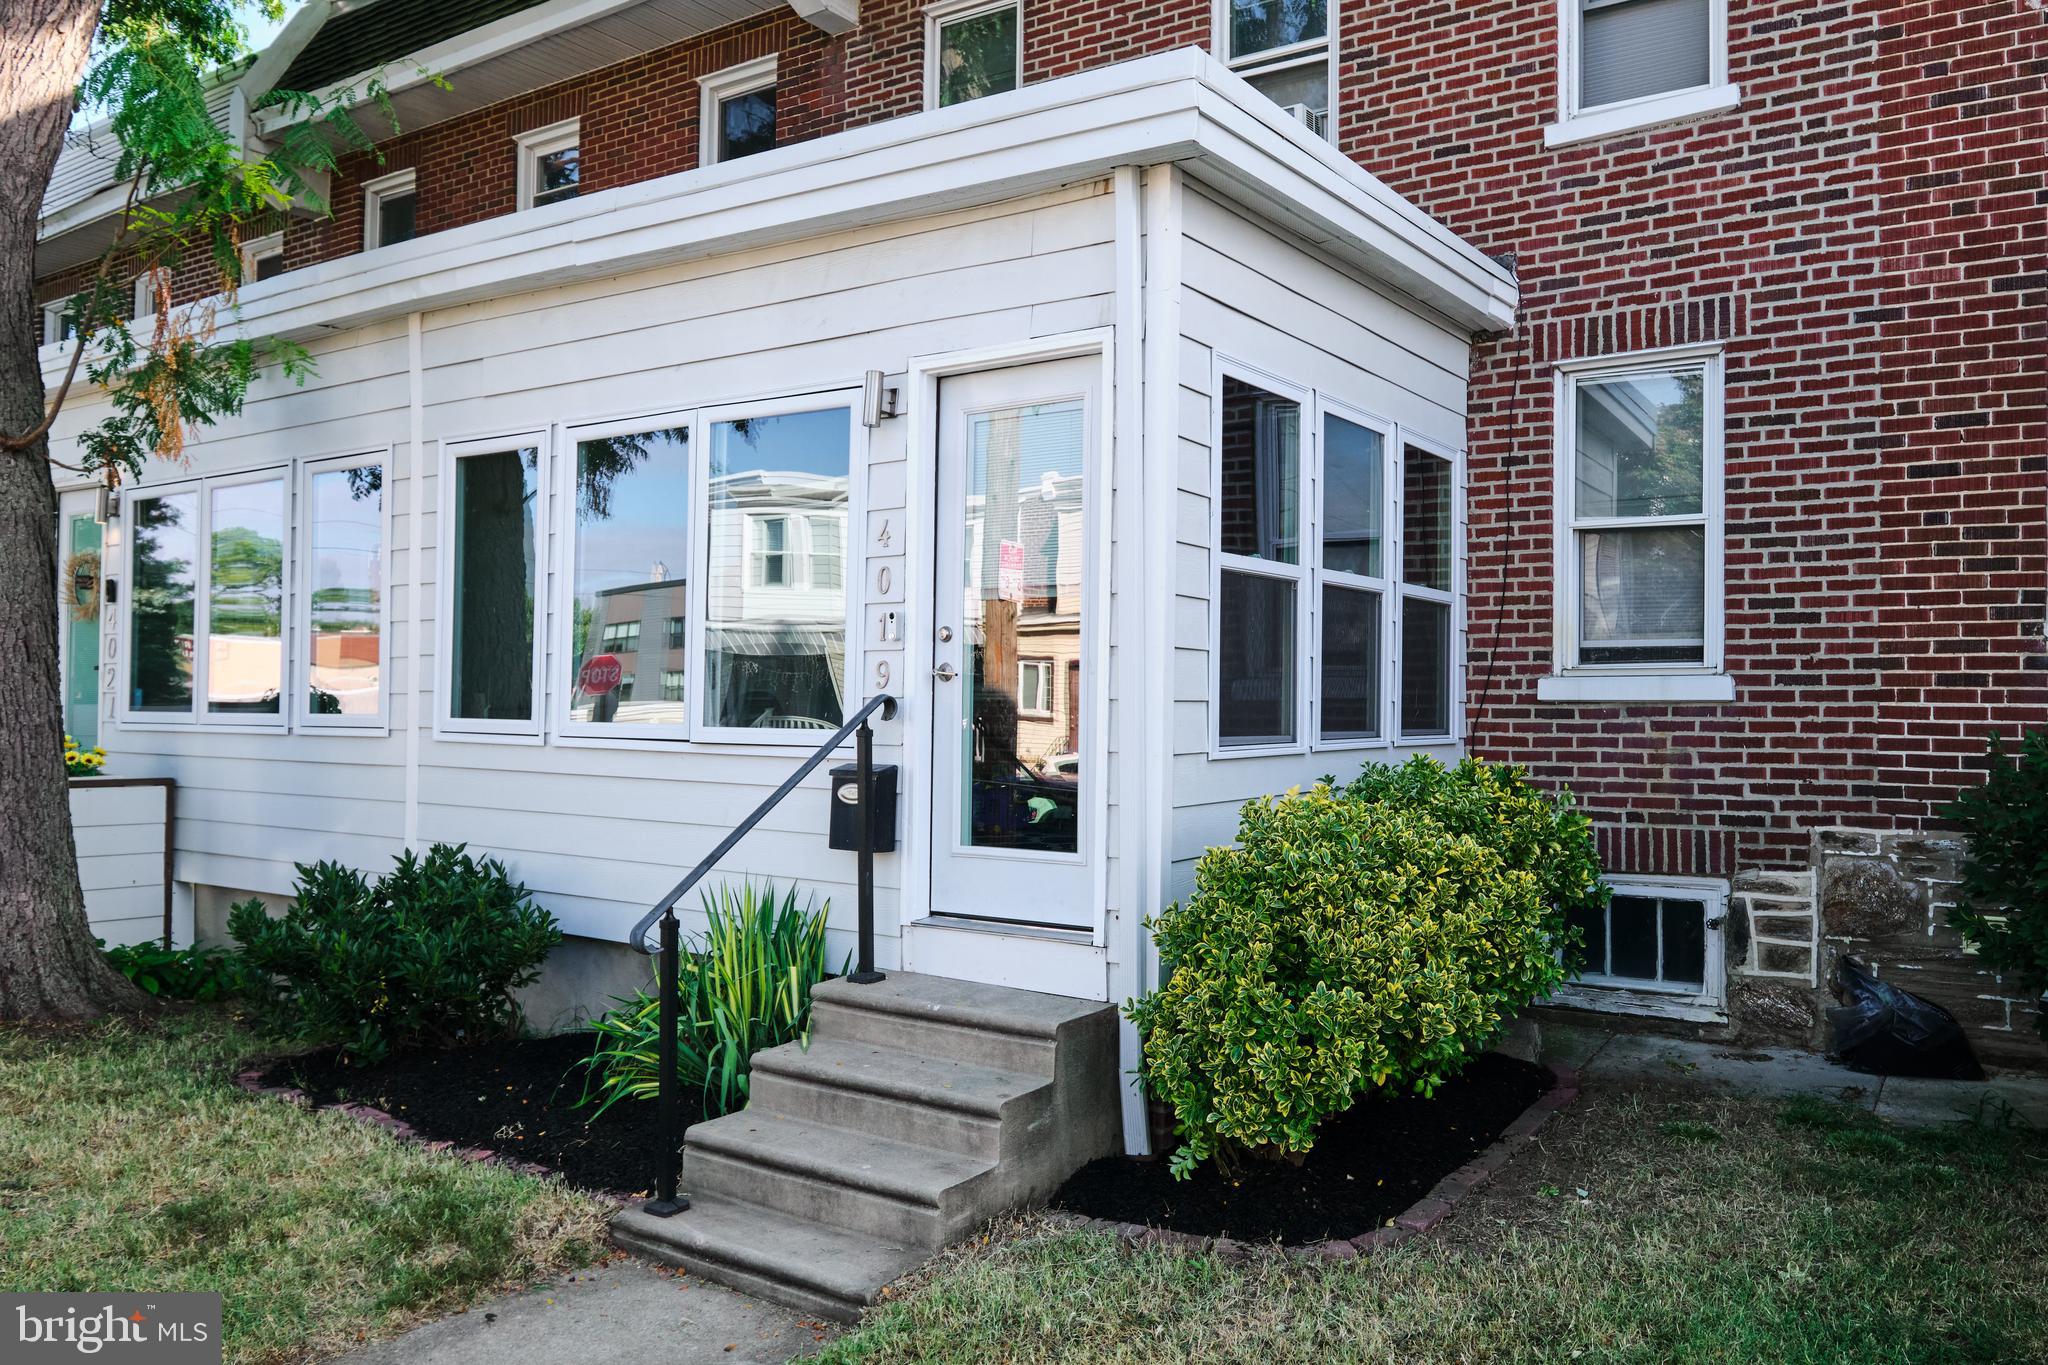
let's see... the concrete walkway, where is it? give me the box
[339,1259,832,1365]
[1541,1020,2048,1129]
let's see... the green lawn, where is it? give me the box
[823,1088,2048,1364]
[0,1009,608,1363]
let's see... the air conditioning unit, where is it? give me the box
[1280,102,1330,139]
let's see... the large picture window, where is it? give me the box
[445,440,543,732]
[123,470,288,726]
[561,421,691,735]
[1549,346,1724,699]
[699,402,853,738]
[302,455,385,726]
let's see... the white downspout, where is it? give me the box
[403,312,425,852]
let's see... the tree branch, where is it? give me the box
[2,168,148,455]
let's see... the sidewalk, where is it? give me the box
[339,1258,832,1365]
[1541,1019,2048,1129]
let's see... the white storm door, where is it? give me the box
[929,358,1100,929]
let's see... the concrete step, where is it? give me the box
[810,972,1108,1076]
[611,1193,923,1324]
[685,1108,994,1248]
[747,1037,1048,1158]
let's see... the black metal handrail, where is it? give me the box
[625,691,896,1217]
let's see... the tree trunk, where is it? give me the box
[0,0,150,1020]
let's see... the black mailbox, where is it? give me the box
[828,763,898,852]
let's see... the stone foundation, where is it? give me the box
[1718,830,2047,1070]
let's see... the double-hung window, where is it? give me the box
[1315,403,1386,743]
[123,468,290,727]
[1398,441,1457,739]
[1212,357,1463,755]
[363,168,417,249]
[41,298,75,347]
[1018,658,1054,718]
[300,453,387,727]
[700,57,777,166]
[517,119,581,210]
[442,438,544,736]
[1549,0,1738,146]
[1544,346,1726,702]
[1214,371,1305,749]
[926,0,1021,109]
[1216,0,1332,138]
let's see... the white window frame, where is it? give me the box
[1017,657,1055,719]
[1394,433,1464,745]
[515,118,581,211]
[750,513,794,588]
[690,387,864,747]
[1209,358,1312,757]
[131,267,166,323]
[297,449,392,732]
[1208,355,1466,758]
[698,56,777,167]
[1310,395,1396,751]
[1553,874,1728,1021]
[437,431,549,743]
[1212,0,1336,141]
[923,0,1023,112]
[41,298,72,348]
[117,464,294,732]
[1540,342,1728,704]
[241,231,284,283]
[362,168,417,250]
[1546,0,1739,148]
[551,409,699,744]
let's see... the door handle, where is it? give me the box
[933,663,958,682]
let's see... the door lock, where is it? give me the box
[933,663,958,682]
[937,626,953,643]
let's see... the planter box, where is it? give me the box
[67,777,174,948]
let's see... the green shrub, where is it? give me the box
[1129,758,1592,1178]
[228,843,562,1063]
[101,940,249,1001]
[1945,729,2048,1039]
[580,881,842,1120]
[1340,755,1607,934]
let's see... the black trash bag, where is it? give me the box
[1826,955,1984,1080]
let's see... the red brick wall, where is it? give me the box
[1338,0,2047,881]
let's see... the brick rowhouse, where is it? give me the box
[41,0,2047,1056]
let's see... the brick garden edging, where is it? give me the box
[1054,1062,1581,1263]
[232,1064,576,1188]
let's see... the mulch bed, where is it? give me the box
[1054,1052,1553,1246]
[254,1033,698,1198]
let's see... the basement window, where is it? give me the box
[1559,877,1727,1018]
[1217,0,1332,139]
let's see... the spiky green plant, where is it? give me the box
[579,881,842,1120]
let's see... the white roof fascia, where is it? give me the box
[54,46,1514,382]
